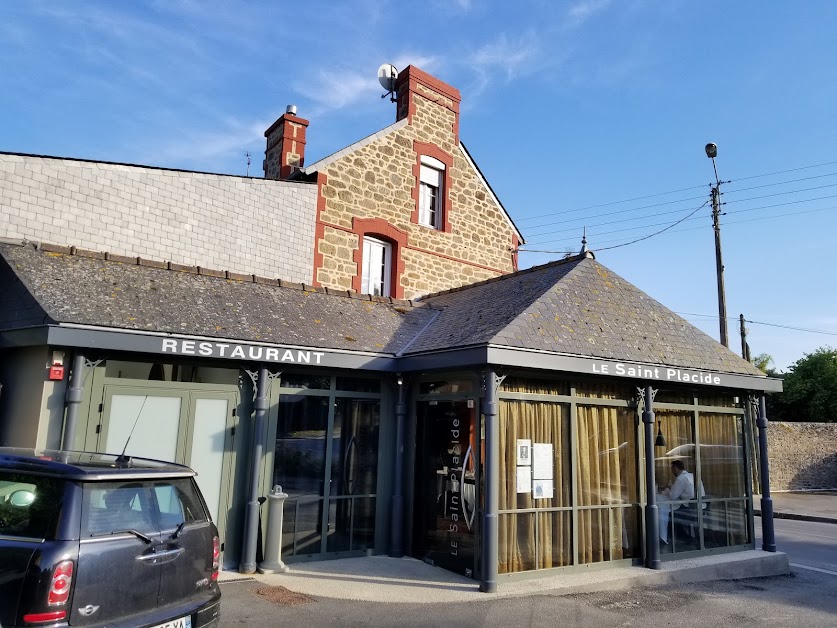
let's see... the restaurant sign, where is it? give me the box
[161,338,326,364]
[591,361,722,385]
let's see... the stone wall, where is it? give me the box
[312,73,519,300]
[768,422,837,490]
[0,153,318,282]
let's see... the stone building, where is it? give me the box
[0,67,783,590]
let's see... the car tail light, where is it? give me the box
[23,610,67,624]
[211,536,220,581]
[48,560,73,605]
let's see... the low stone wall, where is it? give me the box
[768,422,837,490]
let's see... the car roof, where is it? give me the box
[0,448,196,481]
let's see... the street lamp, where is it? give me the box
[705,142,728,348]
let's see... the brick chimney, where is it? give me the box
[395,66,462,143]
[263,105,309,179]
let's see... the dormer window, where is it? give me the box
[361,236,392,297]
[419,156,445,229]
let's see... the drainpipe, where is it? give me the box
[480,368,500,593]
[390,374,406,557]
[642,385,661,569]
[240,365,269,574]
[757,394,776,552]
[62,353,86,451]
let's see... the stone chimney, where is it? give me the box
[394,66,462,143]
[263,105,309,179]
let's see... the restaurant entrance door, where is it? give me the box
[412,400,480,578]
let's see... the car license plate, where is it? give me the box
[150,615,192,628]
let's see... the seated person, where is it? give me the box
[660,460,706,543]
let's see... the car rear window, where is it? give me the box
[81,478,208,537]
[0,471,64,539]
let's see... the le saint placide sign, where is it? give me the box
[591,361,723,386]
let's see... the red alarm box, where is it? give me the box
[48,365,65,381]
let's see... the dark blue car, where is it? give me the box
[0,449,221,627]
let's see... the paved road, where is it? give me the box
[756,517,837,575]
[219,518,837,627]
[219,568,837,627]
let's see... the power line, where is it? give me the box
[519,204,837,250]
[524,183,837,241]
[676,312,837,338]
[525,194,837,246]
[516,159,837,225]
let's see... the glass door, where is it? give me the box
[413,400,479,578]
[274,394,380,559]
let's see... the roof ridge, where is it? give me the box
[416,252,590,301]
[0,151,318,183]
[0,240,434,311]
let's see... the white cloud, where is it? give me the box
[567,0,612,26]
[467,32,540,95]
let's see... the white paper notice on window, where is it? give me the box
[533,479,554,500]
[516,439,532,466]
[532,443,554,480]
[516,466,532,494]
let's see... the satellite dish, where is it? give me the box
[377,63,398,100]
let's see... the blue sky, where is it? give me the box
[2,0,836,371]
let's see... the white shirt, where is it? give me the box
[666,470,706,510]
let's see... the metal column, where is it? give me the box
[757,395,776,552]
[642,385,661,569]
[390,375,407,557]
[62,353,86,451]
[480,368,500,593]
[240,365,269,574]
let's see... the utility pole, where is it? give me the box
[705,143,729,347]
[739,313,751,362]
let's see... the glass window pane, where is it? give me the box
[106,395,181,461]
[335,377,380,393]
[538,510,572,569]
[499,377,569,396]
[574,382,633,400]
[273,395,330,497]
[576,406,638,506]
[82,482,157,536]
[499,512,537,574]
[698,413,745,498]
[280,374,331,390]
[331,399,380,497]
[0,472,64,539]
[189,398,228,523]
[284,498,323,556]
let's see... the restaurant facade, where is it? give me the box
[0,65,781,591]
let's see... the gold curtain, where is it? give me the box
[498,400,570,573]
[576,405,638,563]
[654,409,693,489]
[697,413,744,498]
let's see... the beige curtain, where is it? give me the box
[576,405,637,563]
[655,409,694,488]
[698,413,745,499]
[498,400,570,573]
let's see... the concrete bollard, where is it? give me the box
[258,485,290,573]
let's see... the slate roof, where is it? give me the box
[408,253,765,377]
[0,242,765,377]
[0,243,436,355]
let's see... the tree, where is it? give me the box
[774,346,837,423]
[752,353,777,376]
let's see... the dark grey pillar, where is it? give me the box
[390,374,406,557]
[240,366,269,574]
[62,353,86,451]
[642,385,661,569]
[757,395,776,552]
[480,369,500,593]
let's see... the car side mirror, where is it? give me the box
[9,490,36,507]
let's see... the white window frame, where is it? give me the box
[361,236,392,297]
[418,155,445,229]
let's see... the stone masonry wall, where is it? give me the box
[768,422,837,490]
[315,90,518,299]
[0,154,318,282]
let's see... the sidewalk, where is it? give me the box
[754,491,837,525]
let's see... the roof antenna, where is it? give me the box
[116,395,149,464]
[245,151,251,177]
